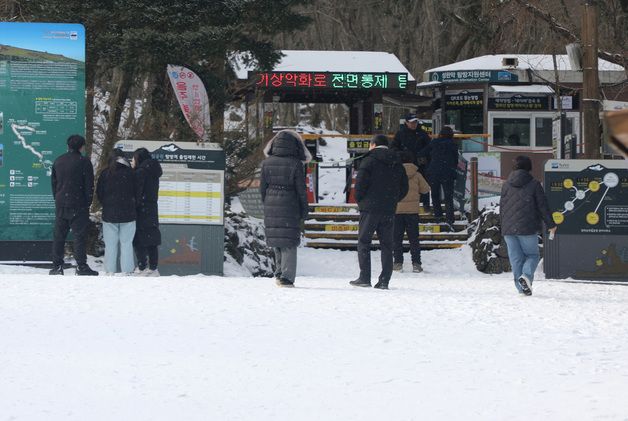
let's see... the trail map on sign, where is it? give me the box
[546,161,628,235]
[0,22,85,242]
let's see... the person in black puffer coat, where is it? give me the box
[500,155,557,295]
[350,134,408,290]
[96,148,136,275]
[260,130,311,287]
[418,126,459,227]
[132,147,163,276]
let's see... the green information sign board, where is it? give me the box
[0,22,85,245]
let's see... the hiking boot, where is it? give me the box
[349,278,371,288]
[49,265,64,276]
[373,280,389,290]
[76,265,98,276]
[412,263,423,273]
[517,276,532,296]
[392,262,403,272]
[276,278,294,288]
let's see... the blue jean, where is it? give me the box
[103,221,136,273]
[504,235,540,292]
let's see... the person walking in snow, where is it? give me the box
[418,126,459,229]
[96,148,136,275]
[132,148,163,276]
[351,134,408,290]
[49,135,98,276]
[393,151,431,273]
[260,130,311,288]
[500,155,557,296]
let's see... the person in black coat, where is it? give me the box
[351,134,408,290]
[49,134,98,276]
[418,126,459,227]
[500,156,557,295]
[390,113,432,210]
[96,148,136,275]
[260,130,310,288]
[132,148,163,276]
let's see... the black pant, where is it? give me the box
[429,176,455,224]
[135,245,158,270]
[357,211,394,283]
[393,214,421,264]
[420,192,431,210]
[52,207,89,267]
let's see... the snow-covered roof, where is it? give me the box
[426,54,624,73]
[232,50,415,81]
[491,84,554,94]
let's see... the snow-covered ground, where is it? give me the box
[2,247,628,420]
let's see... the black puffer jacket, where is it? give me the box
[390,126,430,168]
[355,146,409,214]
[134,158,163,246]
[260,132,309,248]
[96,159,136,223]
[418,137,459,180]
[51,150,94,209]
[500,169,556,235]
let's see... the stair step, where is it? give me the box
[304,240,466,250]
[304,232,468,241]
[304,222,468,233]
[306,213,463,223]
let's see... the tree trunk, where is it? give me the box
[97,67,133,174]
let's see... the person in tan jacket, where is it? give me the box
[393,151,430,273]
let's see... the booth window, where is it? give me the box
[493,118,531,146]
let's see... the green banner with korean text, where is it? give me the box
[0,22,86,241]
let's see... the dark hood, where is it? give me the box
[507,169,533,187]
[268,131,304,160]
[368,147,399,166]
[139,158,163,178]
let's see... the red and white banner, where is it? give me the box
[167,64,211,142]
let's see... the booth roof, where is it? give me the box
[231,50,415,81]
[425,54,624,74]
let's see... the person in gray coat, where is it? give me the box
[260,130,311,287]
[500,156,557,295]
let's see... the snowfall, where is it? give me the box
[1,244,628,421]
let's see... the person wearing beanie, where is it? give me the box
[49,134,98,276]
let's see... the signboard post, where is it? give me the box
[544,159,628,281]
[0,22,85,262]
[115,140,226,276]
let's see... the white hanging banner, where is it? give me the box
[167,64,211,141]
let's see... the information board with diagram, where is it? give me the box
[544,160,628,282]
[0,22,85,253]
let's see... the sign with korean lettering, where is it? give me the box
[543,159,628,282]
[488,96,549,110]
[167,65,211,141]
[429,70,518,83]
[0,22,85,243]
[346,139,371,153]
[252,72,410,91]
[446,93,483,109]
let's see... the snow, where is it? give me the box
[231,50,416,81]
[491,84,555,94]
[1,247,628,420]
[425,54,625,73]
